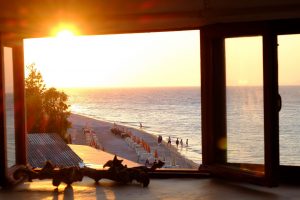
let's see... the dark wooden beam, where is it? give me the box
[0,33,8,187]
[211,37,227,164]
[12,40,27,165]
[201,27,227,166]
[201,28,214,166]
[263,32,279,187]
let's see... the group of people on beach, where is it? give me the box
[110,122,194,168]
[166,136,188,148]
[139,122,189,149]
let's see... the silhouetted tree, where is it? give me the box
[43,88,71,140]
[25,64,45,133]
[25,64,71,142]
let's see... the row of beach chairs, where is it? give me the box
[83,128,103,150]
[124,137,179,168]
[124,137,157,165]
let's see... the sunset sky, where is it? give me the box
[24,30,201,89]
[3,30,300,92]
[225,36,263,86]
[226,34,300,86]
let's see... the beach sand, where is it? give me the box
[68,114,199,169]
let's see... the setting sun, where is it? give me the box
[56,30,75,38]
[51,23,79,38]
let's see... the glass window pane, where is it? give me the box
[225,36,264,164]
[278,34,300,166]
[4,47,15,167]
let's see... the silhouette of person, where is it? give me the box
[180,139,183,147]
[186,139,189,146]
[158,135,162,145]
[176,138,179,147]
[167,136,171,146]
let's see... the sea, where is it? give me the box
[5,86,300,167]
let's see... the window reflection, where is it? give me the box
[225,37,264,164]
[278,34,300,166]
[4,47,15,167]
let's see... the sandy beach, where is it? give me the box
[68,113,199,169]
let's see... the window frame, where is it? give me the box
[201,18,300,186]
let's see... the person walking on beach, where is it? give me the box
[139,122,143,128]
[158,135,162,145]
[167,136,171,146]
[186,139,189,146]
[176,138,179,148]
[180,139,183,147]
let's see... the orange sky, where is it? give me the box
[226,34,300,86]
[278,34,300,85]
[24,30,201,89]
[225,36,263,86]
[3,31,300,92]
[3,47,14,93]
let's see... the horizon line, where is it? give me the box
[57,84,300,89]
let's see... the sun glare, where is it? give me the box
[56,30,74,38]
[51,23,79,38]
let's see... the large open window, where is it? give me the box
[23,30,201,170]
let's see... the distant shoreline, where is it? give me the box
[60,86,201,91]
[56,85,300,92]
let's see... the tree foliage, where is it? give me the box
[25,64,71,142]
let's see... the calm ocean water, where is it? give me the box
[5,86,300,166]
[67,87,202,164]
[5,94,15,167]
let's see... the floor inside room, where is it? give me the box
[1,177,300,200]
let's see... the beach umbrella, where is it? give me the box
[147,145,151,153]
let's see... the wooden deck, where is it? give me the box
[69,144,141,169]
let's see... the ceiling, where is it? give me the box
[1,0,300,38]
